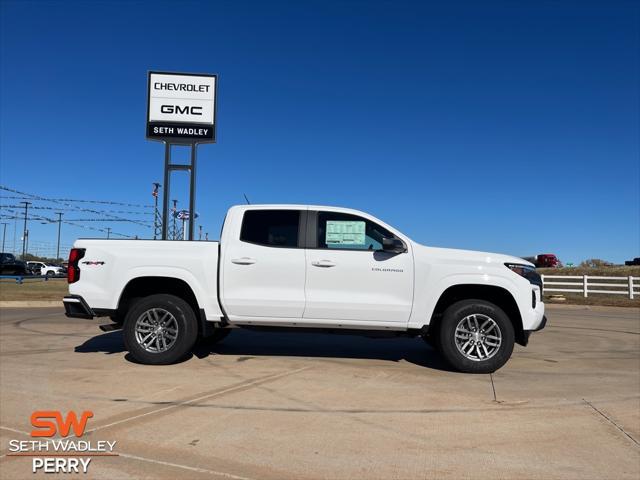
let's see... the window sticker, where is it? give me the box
[326,220,366,245]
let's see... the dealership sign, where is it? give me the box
[174,209,198,220]
[147,71,217,143]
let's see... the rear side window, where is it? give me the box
[240,210,300,247]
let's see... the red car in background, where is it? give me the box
[536,254,559,268]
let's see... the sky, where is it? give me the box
[0,0,638,263]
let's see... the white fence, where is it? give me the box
[542,275,639,299]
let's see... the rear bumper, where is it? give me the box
[63,295,94,319]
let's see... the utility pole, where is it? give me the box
[1,222,7,253]
[55,212,63,260]
[172,199,178,240]
[13,218,17,255]
[152,182,161,240]
[20,201,31,259]
[106,227,111,239]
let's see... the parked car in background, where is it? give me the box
[26,261,65,277]
[0,253,27,275]
[26,262,42,276]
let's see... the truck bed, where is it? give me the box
[69,239,223,320]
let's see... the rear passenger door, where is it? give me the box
[221,209,307,319]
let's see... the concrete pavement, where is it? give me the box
[0,305,638,479]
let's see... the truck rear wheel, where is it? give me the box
[123,294,198,365]
[437,299,514,373]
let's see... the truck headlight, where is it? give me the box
[505,263,536,277]
[505,263,543,296]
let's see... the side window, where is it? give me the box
[240,210,300,248]
[317,212,394,251]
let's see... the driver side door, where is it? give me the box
[303,210,414,324]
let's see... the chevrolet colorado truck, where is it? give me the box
[63,205,546,373]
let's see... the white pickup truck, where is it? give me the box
[63,205,546,373]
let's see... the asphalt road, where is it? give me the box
[0,305,638,479]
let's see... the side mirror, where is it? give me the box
[382,237,406,254]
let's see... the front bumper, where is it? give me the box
[533,315,547,332]
[521,314,548,345]
[63,295,94,319]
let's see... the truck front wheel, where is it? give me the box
[123,294,198,365]
[437,300,515,373]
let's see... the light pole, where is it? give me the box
[106,227,111,239]
[55,212,63,260]
[20,201,31,259]
[1,222,7,253]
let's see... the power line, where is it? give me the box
[1,207,134,238]
[0,189,153,208]
[0,210,152,226]
[0,203,151,216]
[0,186,150,227]
[0,210,152,224]
[53,218,152,223]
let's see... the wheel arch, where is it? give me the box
[428,284,526,346]
[117,276,210,337]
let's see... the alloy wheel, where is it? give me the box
[134,308,179,353]
[454,314,502,361]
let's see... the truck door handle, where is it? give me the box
[231,257,256,265]
[311,260,336,268]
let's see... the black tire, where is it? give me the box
[437,299,515,374]
[123,294,198,365]
[45,271,54,278]
[421,333,439,350]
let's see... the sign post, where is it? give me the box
[146,71,217,240]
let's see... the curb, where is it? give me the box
[545,303,639,311]
[0,301,63,308]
